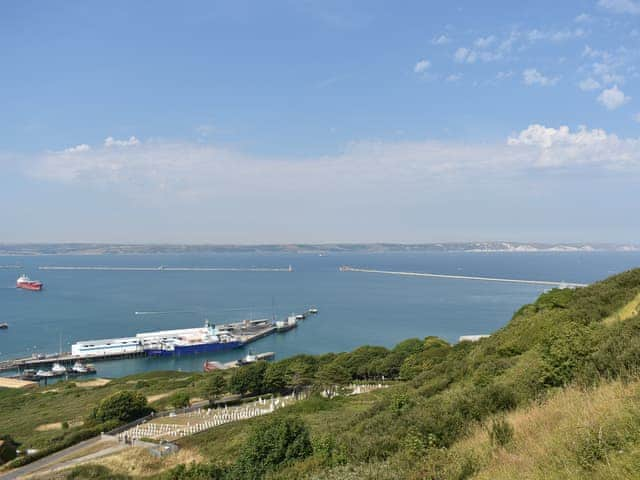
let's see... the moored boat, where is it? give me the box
[51,363,67,375]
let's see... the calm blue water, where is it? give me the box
[1,252,638,378]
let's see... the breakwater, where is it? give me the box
[339,266,587,288]
[38,265,293,272]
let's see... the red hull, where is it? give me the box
[17,282,42,291]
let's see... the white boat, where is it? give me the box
[51,363,67,375]
[36,369,54,377]
[308,307,318,314]
[72,361,88,373]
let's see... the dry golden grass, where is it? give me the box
[147,391,172,403]
[75,378,111,388]
[603,291,640,326]
[91,445,204,477]
[34,420,84,432]
[450,379,640,480]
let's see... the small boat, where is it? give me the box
[51,363,67,375]
[36,369,54,377]
[237,351,258,366]
[22,368,37,380]
[308,307,318,314]
[276,315,298,332]
[16,275,43,291]
[71,361,88,373]
[203,360,224,372]
[295,313,306,320]
[0,323,8,329]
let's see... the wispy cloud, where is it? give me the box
[432,34,450,45]
[598,0,640,14]
[104,136,140,147]
[63,144,91,154]
[28,126,640,203]
[522,68,559,86]
[579,77,601,91]
[413,59,431,74]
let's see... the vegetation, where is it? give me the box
[6,267,640,479]
[90,391,152,423]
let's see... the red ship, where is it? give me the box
[16,274,43,291]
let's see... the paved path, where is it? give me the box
[0,437,107,480]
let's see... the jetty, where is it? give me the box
[0,317,295,373]
[339,266,587,288]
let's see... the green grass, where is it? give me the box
[0,370,205,450]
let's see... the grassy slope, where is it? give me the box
[0,371,204,450]
[16,268,640,479]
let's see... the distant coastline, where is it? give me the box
[0,242,638,256]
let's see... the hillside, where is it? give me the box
[4,268,640,479]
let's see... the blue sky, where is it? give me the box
[1,0,639,243]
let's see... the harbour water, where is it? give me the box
[1,251,638,378]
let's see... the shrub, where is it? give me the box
[489,416,514,447]
[230,415,313,479]
[170,391,191,409]
[162,462,227,479]
[66,464,130,479]
[91,391,152,423]
[0,435,17,464]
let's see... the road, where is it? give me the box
[0,437,111,480]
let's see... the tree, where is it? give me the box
[0,436,17,464]
[170,391,190,409]
[91,391,152,423]
[263,362,288,393]
[315,362,350,396]
[228,362,267,395]
[230,415,313,479]
[285,356,318,391]
[200,372,227,403]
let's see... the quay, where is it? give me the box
[0,318,289,373]
[339,266,588,288]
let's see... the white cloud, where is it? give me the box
[27,126,640,203]
[597,85,631,109]
[522,68,559,86]
[579,78,601,91]
[446,73,462,82]
[527,28,585,42]
[432,34,450,45]
[474,35,496,48]
[104,136,140,147]
[496,71,514,80]
[574,13,592,23]
[598,0,640,14]
[634,112,640,122]
[414,59,431,73]
[63,144,91,154]
[454,47,474,63]
[507,124,640,168]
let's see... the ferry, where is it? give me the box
[140,320,242,356]
[16,275,43,291]
[72,320,243,358]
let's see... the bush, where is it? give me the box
[91,391,152,423]
[230,415,313,479]
[489,416,514,447]
[170,391,191,409]
[162,462,227,480]
[66,464,130,479]
[0,435,17,464]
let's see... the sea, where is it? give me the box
[1,251,639,379]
